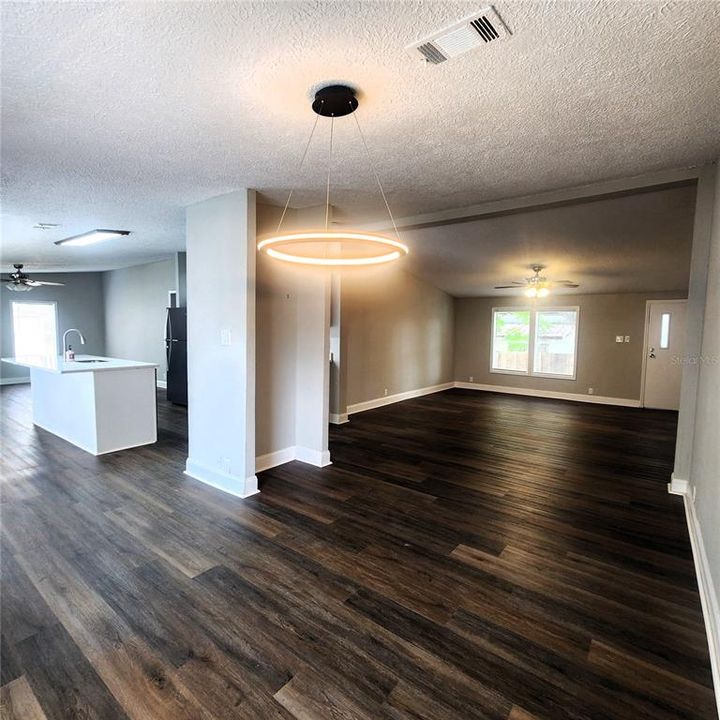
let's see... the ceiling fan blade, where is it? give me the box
[552,280,577,285]
[494,285,523,289]
[27,280,65,287]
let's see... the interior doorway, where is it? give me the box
[641,299,687,410]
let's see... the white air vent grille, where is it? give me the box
[407,6,510,64]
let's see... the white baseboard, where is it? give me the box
[329,412,349,425]
[156,379,167,389]
[255,446,296,473]
[184,458,259,498]
[454,381,641,408]
[0,377,30,386]
[255,446,332,472]
[345,381,641,416]
[670,483,720,716]
[347,382,455,415]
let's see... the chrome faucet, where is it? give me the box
[62,328,86,355]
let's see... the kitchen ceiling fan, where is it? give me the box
[4,264,65,292]
[495,264,579,297]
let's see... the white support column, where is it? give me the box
[294,272,332,467]
[185,189,259,498]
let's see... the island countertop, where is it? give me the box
[1,354,158,374]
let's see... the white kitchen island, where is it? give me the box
[1,355,158,455]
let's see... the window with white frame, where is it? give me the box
[491,306,579,379]
[11,302,57,362]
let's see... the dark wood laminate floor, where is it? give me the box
[0,385,715,720]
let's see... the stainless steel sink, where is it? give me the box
[75,359,109,363]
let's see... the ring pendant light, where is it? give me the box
[258,84,408,267]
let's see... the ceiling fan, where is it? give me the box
[4,264,65,292]
[495,264,579,297]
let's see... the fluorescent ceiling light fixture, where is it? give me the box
[55,229,130,247]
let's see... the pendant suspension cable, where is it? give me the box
[325,115,335,231]
[276,108,322,233]
[351,107,401,241]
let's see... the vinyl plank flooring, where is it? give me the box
[0,385,714,719]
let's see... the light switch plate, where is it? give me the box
[615,335,624,343]
[220,328,232,346]
[624,336,630,343]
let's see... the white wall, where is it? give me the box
[684,160,720,702]
[185,189,258,497]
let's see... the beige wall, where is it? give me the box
[255,204,331,460]
[454,292,685,400]
[342,265,454,407]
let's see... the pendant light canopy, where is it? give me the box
[258,84,408,267]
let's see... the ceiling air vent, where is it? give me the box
[407,6,510,64]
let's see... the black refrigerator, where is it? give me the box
[165,307,188,406]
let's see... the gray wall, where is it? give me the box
[1,273,105,383]
[454,292,685,400]
[103,259,176,381]
[688,160,720,628]
[342,266,455,407]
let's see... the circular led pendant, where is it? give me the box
[257,231,408,267]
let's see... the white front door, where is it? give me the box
[642,300,687,410]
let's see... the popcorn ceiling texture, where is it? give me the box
[1,0,719,271]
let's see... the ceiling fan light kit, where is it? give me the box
[497,264,578,297]
[258,84,408,268]
[4,264,65,291]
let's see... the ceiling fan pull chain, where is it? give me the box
[352,109,401,242]
[276,110,321,233]
[325,115,334,232]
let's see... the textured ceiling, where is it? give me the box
[1,0,719,273]
[402,184,696,296]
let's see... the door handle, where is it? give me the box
[649,347,656,359]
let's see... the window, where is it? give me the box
[491,306,579,379]
[11,302,57,362]
[660,312,671,349]
[492,309,530,373]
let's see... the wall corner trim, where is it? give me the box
[347,382,455,415]
[329,412,349,425]
[294,446,332,468]
[669,474,690,496]
[454,382,641,408]
[184,458,260,499]
[669,483,720,716]
[255,446,332,472]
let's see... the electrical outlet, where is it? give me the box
[218,457,230,474]
[624,336,630,343]
[384,388,388,396]
[588,387,594,395]
[615,335,623,343]
[220,328,232,346]
[469,376,474,382]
